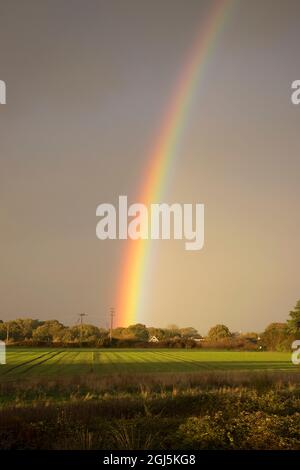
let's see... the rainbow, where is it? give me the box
[116,0,234,326]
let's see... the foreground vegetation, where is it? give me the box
[1,371,300,449]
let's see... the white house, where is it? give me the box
[148,335,159,343]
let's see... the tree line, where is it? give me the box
[1,299,300,350]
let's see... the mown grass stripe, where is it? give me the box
[1,350,55,375]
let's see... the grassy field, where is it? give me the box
[0,348,300,449]
[0,348,297,379]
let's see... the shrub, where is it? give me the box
[178,411,300,450]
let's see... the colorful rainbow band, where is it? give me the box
[116,0,234,326]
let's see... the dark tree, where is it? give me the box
[287,300,300,336]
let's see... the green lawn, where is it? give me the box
[0,348,297,379]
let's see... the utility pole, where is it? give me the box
[78,313,87,346]
[6,323,9,344]
[109,308,115,343]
